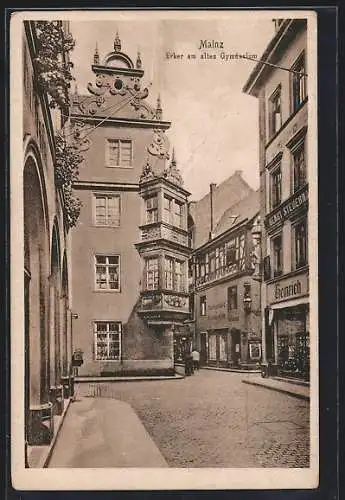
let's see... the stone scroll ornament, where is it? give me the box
[147,129,170,159]
[164,295,186,308]
[70,120,92,152]
[83,72,156,119]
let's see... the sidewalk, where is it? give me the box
[241,375,310,400]
[47,395,168,468]
[27,397,72,468]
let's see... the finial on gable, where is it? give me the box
[156,94,163,120]
[114,31,121,52]
[171,147,176,166]
[93,43,99,64]
[163,147,183,187]
[136,50,142,69]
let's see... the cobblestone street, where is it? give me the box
[76,370,310,468]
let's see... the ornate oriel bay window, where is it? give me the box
[146,256,159,290]
[144,254,186,292]
[163,195,183,228]
[145,195,158,224]
[136,153,191,322]
[195,233,246,286]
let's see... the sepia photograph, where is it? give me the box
[10,8,319,491]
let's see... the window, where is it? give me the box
[164,257,174,290]
[292,53,307,112]
[200,296,207,316]
[225,241,237,265]
[292,142,307,192]
[94,321,121,361]
[146,257,159,290]
[270,166,282,210]
[269,86,282,137]
[163,196,172,224]
[175,260,183,292]
[272,234,283,277]
[164,257,185,292]
[95,255,120,291]
[146,195,158,224]
[95,195,120,226]
[174,201,183,228]
[163,195,183,228]
[227,286,238,311]
[195,234,246,285]
[294,220,308,269]
[107,139,132,167]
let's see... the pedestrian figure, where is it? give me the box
[192,348,200,371]
[184,350,194,376]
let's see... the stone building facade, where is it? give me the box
[243,19,309,380]
[23,21,74,449]
[70,34,191,377]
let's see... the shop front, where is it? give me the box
[267,271,309,380]
[173,324,193,364]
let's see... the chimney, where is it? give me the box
[209,183,217,239]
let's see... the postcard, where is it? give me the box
[10,8,318,491]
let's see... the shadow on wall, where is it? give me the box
[100,296,174,377]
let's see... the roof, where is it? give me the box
[189,170,255,249]
[213,189,260,237]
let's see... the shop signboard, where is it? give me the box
[268,272,309,304]
[265,185,308,231]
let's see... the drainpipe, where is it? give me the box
[209,183,217,239]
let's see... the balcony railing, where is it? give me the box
[140,222,189,247]
[195,261,245,287]
[139,290,189,313]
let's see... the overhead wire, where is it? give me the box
[241,55,308,77]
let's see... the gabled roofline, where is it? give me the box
[242,18,307,97]
[192,210,259,255]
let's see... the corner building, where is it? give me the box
[70,35,190,376]
[243,19,309,380]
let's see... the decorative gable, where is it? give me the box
[70,32,165,122]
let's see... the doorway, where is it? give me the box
[231,328,241,366]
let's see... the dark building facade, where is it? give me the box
[70,34,190,376]
[23,21,74,450]
[187,175,262,368]
[243,19,309,380]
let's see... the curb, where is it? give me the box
[241,379,310,401]
[201,366,262,374]
[75,374,184,383]
[43,397,72,468]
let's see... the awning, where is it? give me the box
[269,296,309,310]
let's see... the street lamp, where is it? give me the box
[251,217,262,279]
[243,291,252,312]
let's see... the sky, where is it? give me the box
[69,13,275,200]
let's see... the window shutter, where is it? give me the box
[263,256,271,281]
